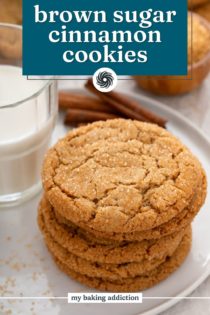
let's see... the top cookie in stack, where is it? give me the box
[39,119,206,291]
[42,119,206,238]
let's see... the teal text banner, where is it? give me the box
[23,0,188,76]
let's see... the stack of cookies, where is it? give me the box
[38,119,206,292]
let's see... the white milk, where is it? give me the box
[0,66,57,204]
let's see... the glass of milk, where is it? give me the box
[0,24,58,207]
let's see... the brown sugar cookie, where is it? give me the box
[188,0,209,9]
[194,2,210,22]
[43,226,188,281]
[188,12,210,64]
[40,217,190,281]
[0,0,22,24]
[42,119,205,234]
[55,169,206,243]
[133,13,210,95]
[0,27,22,60]
[53,229,192,292]
[38,197,186,265]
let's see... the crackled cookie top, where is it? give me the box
[42,119,203,233]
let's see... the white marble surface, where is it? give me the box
[59,74,210,315]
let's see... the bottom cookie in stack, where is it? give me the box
[54,231,191,292]
[38,197,192,292]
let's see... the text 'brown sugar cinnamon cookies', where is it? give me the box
[38,119,207,292]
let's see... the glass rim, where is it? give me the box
[0,22,52,110]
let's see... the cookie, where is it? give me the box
[42,119,205,234]
[53,229,192,292]
[188,12,210,64]
[0,28,22,60]
[40,218,189,281]
[38,197,186,264]
[55,169,206,243]
[194,2,210,22]
[0,0,22,24]
[188,0,209,9]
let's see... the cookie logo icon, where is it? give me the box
[93,68,118,92]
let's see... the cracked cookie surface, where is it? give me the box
[55,170,206,242]
[42,119,205,233]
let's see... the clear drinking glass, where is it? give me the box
[0,24,58,207]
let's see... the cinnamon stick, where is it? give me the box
[59,91,119,115]
[64,108,119,125]
[85,79,167,128]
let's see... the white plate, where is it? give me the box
[0,91,210,315]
